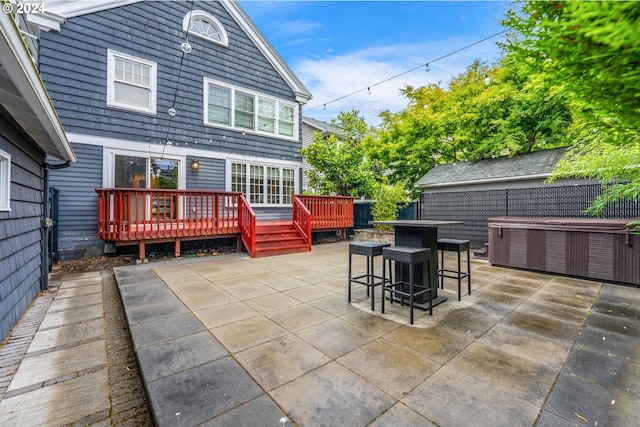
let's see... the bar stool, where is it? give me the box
[381,246,432,324]
[348,241,391,310]
[437,238,471,301]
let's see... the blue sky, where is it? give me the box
[239,1,511,125]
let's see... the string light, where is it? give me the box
[161,0,195,160]
[304,29,507,114]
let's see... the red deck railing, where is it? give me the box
[95,188,241,241]
[294,194,354,231]
[95,189,353,258]
[238,194,257,256]
[292,195,312,244]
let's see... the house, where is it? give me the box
[0,10,76,340]
[415,147,639,247]
[301,116,341,193]
[32,0,327,259]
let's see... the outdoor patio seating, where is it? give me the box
[437,238,471,301]
[347,241,391,310]
[381,246,432,324]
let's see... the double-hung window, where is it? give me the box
[107,50,157,114]
[231,162,296,205]
[0,149,10,211]
[204,79,298,139]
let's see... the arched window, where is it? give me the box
[183,10,228,47]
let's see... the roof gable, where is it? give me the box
[34,0,311,104]
[415,147,569,188]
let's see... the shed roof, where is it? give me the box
[415,147,568,189]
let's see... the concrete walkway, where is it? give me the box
[0,271,152,426]
[1,241,638,426]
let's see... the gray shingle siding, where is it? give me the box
[38,0,302,161]
[187,158,225,189]
[48,143,103,260]
[0,108,45,341]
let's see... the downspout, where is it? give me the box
[41,160,70,291]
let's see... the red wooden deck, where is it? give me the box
[95,189,353,258]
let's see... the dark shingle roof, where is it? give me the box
[415,147,569,188]
[302,116,341,136]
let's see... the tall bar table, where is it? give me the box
[370,220,463,308]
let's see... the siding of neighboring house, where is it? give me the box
[301,121,316,192]
[40,0,308,259]
[0,107,46,339]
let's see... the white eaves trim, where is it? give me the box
[0,12,75,161]
[220,0,312,105]
[415,173,552,189]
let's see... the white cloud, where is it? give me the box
[297,37,503,126]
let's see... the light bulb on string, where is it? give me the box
[425,63,430,72]
[367,87,371,95]
[181,42,192,53]
[168,107,176,116]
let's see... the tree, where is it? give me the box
[365,58,573,197]
[302,110,378,197]
[503,1,640,224]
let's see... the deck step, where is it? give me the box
[251,220,311,257]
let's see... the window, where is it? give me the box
[208,85,231,125]
[266,167,280,204]
[183,10,228,47]
[113,155,179,190]
[235,92,254,129]
[0,149,10,211]
[204,79,298,139]
[279,104,295,137]
[107,50,157,114]
[231,162,296,205]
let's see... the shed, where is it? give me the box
[415,148,639,248]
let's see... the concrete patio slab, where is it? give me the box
[4,241,639,426]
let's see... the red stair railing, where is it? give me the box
[292,195,312,247]
[238,193,256,257]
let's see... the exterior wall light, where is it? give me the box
[191,157,199,170]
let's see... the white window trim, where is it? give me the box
[226,159,299,207]
[106,49,157,115]
[0,148,11,211]
[183,10,228,47]
[204,78,298,141]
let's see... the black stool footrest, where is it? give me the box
[348,241,391,311]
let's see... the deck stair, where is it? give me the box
[253,220,311,257]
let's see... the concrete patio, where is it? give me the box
[1,240,638,426]
[116,241,640,426]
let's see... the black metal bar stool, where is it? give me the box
[381,246,432,324]
[437,238,471,301]
[348,241,391,310]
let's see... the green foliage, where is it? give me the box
[503,1,640,223]
[365,58,573,197]
[371,184,408,231]
[302,110,378,197]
